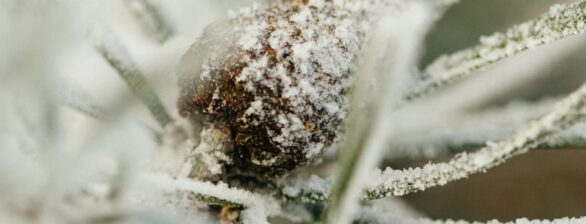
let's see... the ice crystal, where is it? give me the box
[176,0,400,178]
[412,0,586,99]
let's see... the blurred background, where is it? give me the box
[405,0,586,221]
[1,0,585,223]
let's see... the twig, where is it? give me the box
[278,81,586,203]
[277,175,332,204]
[357,211,586,224]
[124,0,175,43]
[424,217,586,224]
[385,99,586,161]
[92,29,173,128]
[408,0,586,100]
[536,119,586,149]
[386,135,586,162]
[57,78,109,120]
[139,173,259,208]
[386,98,560,160]
[139,173,280,224]
[364,81,586,199]
[187,193,245,208]
[324,3,433,223]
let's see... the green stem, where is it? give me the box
[125,0,175,43]
[95,43,173,128]
[408,0,586,101]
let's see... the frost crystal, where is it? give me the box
[176,0,393,177]
[412,0,586,99]
[365,82,586,199]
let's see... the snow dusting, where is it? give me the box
[411,0,586,99]
[177,0,398,176]
[365,81,586,199]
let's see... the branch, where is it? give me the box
[324,3,432,223]
[365,81,586,199]
[57,79,109,120]
[276,175,332,204]
[278,81,586,203]
[537,119,586,149]
[408,0,586,100]
[139,173,271,208]
[423,217,586,224]
[187,192,244,208]
[138,173,280,224]
[124,0,175,43]
[92,28,173,128]
[386,99,586,161]
[387,134,586,162]
[358,212,586,224]
[279,193,586,224]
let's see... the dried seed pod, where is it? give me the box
[177,0,387,182]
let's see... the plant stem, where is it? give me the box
[365,81,586,199]
[124,0,175,43]
[408,0,586,100]
[278,82,586,203]
[324,3,432,223]
[94,37,173,128]
[56,78,112,120]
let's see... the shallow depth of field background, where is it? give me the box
[407,0,586,221]
[1,0,586,223]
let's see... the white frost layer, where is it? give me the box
[366,82,586,198]
[177,0,408,166]
[388,98,560,159]
[135,173,280,224]
[413,0,586,98]
[280,82,586,202]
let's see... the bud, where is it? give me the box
[177,0,382,183]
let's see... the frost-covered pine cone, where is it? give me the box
[177,0,391,181]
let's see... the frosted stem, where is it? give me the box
[93,31,173,128]
[124,0,175,43]
[278,82,586,203]
[365,81,586,199]
[423,217,586,224]
[358,212,586,224]
[324,3,433,223]
[139,173,246,208]
[57,79,109,120]
[384,136,586,163]
[139,173,279,223]
[408,0,586,100]
[388,136,586,161]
